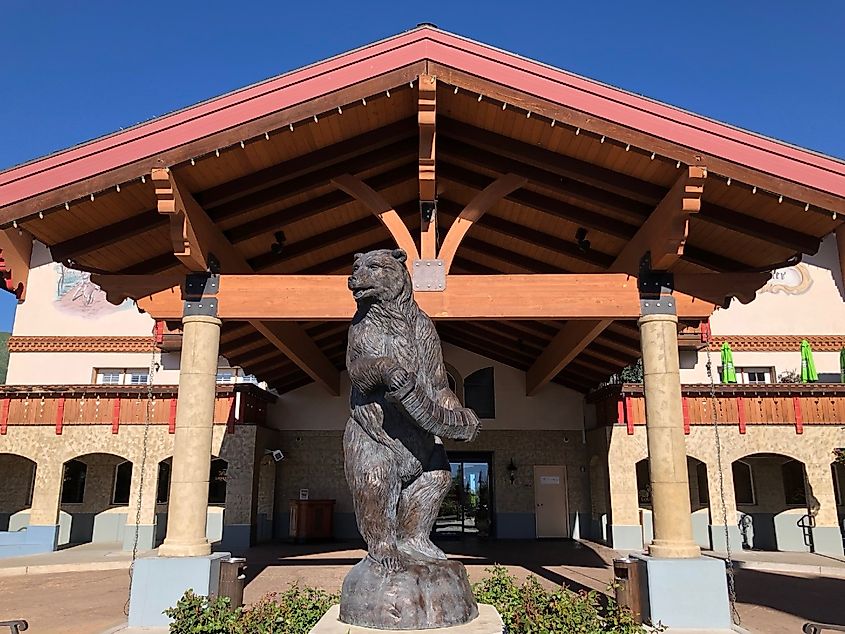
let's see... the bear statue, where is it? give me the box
[339,248,481,630]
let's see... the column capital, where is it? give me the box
[181,314,222,327]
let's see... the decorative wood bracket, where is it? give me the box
[331,173,420,266]
[152,167,215,271]
[0,228,33,302]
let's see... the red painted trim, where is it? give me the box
[154,321,165,344]
[700,320,712,344]
[55,397,65,435]
[168,398,177,434]
[736,396,746,434]
[0,398,9,435]
[226,396,236,433]
[682,397,690,435]
[616,398,625,427]
[2,27,844,212]
[793,396,804,434]
[624,395,634,435]
[112,398,121,434]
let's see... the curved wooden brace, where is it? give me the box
[438,173,526,273]
[152,167,210,271]
[331,174,420,265]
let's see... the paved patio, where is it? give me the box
[0,540,844,633]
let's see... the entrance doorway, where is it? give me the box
[534,465,569,538]
[435,452,493,537]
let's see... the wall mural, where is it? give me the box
[760,263,813,296]
[53,264,131,317]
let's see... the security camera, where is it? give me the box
[264,449,285,462]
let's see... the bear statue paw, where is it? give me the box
[399,535,447,560]
[369,542,408,573]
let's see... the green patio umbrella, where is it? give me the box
[839,347,845,383]
[800,339,818,383]
[720,342,737,383]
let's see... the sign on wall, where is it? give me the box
[760,263,813,296]
[53,264,131,317]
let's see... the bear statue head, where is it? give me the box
[348,249,411,304]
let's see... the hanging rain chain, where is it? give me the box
[124,335,160,616]
[705,345,741,625]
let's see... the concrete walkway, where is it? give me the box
[0,542,155,577]
[704,548,845,578]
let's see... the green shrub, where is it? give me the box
[472,565,642,633]
[164,584,338,634]
[166,567,641,633]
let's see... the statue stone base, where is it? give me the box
[339,556,479,630]
[312,604,503,634]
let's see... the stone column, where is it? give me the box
[27,459,63,551]
[804,462,845,556]
[123,456,160,551]
[705,456,743,552]
[158,315,221,557]
[639,313,700,558]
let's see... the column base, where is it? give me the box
[632,554,731,630]
[0,524,58,559]
[709,524,743,553]
[128,552,229,627]
[158,538,212,557]
[122,525,156,552]
[812,526,845,557]
[647,538,701,559]
[610,525,644,552]
[310,604,504,633]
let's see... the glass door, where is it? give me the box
[435,454,492,537]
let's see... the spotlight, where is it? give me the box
[420,201,437,223]
[575,227,590,253]
[270,230,287,255]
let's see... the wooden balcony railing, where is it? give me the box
[589,383,845,435]
[0,383,276,435]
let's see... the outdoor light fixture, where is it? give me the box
[270,230,287,256]
[507,458,518,484]
[420,201,437,223]
[575,227,591,253]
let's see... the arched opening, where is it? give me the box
[832,459,845,541]
[588,454,610,543]
[636,457,710,548]
[464,367,495,418]
[0,454,36,532]
[60,453,132,546]
[732,453,810,552]
[153,456,227,546]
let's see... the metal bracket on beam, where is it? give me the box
[638,252,676,315]
[183,272,220,317]
[412,259,446,292]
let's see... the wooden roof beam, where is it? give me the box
[418,74,437,258]
[150,168,340,395]
[524,166,705,395]
[133,273,713,321]
[0,228,33,302]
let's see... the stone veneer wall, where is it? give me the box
[272,429,589,540]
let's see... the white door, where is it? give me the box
[534,465,569,538]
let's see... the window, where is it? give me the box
[464,367,495,418]
[733,461,755,505]
[208,458,228,504]
[696,462,710,505]
[156,461,171,504]
[782,459,807,505]
[61,459,87,504]
[738,367,774,384]
[112,461,133,505]
[95,368,149,385]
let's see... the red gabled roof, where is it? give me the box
[2,25,845,215]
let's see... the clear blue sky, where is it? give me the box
[1,0,843,329]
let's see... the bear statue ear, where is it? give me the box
[391,249,407,263]
[353,252,364,261]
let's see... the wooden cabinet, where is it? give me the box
[289,499,335,541]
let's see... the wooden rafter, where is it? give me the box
[149,168,340,395]
[438,174,526,273]
[128,273,713,321]
[524,165,707,395]
[331,173,420,264]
